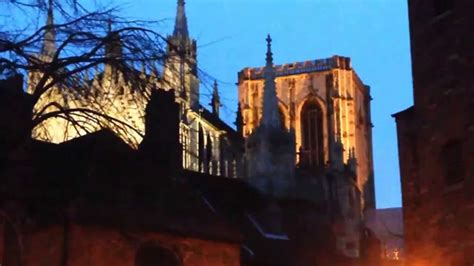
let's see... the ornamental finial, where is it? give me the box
[266,34,272,46]
[266,34,273,67]
[261,34,280,128]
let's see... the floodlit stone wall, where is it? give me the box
[238,55,375,208]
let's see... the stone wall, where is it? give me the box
[238,56,375,208]
[394,0,474,265]
[0,223,241,266]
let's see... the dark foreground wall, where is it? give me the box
[0,222,240,266]
[394,0,474,265]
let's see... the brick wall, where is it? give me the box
[1,223,240,266]
[394,0,474,265]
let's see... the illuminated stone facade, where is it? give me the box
[238,54,375,209]
[28,0,243,177]
[238,37,375,258]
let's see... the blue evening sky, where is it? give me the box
[119,0,412,209]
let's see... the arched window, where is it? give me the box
[198,125,204,172]
[252,90,259,126]
[301,101,324,168]
[205,134,213,174]
[206,134,213,163]
[135,244,181,266]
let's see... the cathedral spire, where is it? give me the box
[104,22,123,59]
[173,0,189,39]
[41,0,56,57]
[104,21,124,78]
[265,34,273,68]
[210,80,221,117]
[261,34,281,128]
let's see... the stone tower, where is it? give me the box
[238,45,374,256]
[238,53,375,209]
[245,35,296,197]
[162,0,200,111]
[42,0,56,59]
[27,0,244,178]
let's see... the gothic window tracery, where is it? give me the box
[198,125,204,172]
[244,86,250,106]
[206,134,213,173]
[300,101,324,168]
[252,84,259,126]
[180,126,189,168]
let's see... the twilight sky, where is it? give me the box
[120,0,412,209]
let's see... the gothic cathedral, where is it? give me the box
[24,0,377,258]
[28,0,243,178]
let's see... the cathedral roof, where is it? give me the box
[197,104,243,143]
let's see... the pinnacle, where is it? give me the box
[173,0,189,38]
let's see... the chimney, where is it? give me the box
[139,89,182,173]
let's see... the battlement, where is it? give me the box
[238,55,351,81]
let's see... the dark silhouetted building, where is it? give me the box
[0,88,242,265]
[393,0,474,265]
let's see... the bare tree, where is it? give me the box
[0,0,190,147]
[0,3,209,264]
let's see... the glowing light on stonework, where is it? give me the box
[393,248,400,260]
